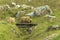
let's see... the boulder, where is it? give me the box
[46,25,60,32]
[5,17,15,23]
[34,5,53,16]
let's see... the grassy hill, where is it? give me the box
[0,21,21,40]
[0,0,60,40]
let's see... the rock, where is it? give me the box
[21,4,30,9]
[34,5,53,16]
[15,11,26,18]
[5,17,15,23]
[5,4,10,9]
[4,4,10,10]
[26,5,52,17]
[26,12,35,17]
[45,15,56,21]
[11,2,16,6]
[46,25,60,32]
[15,5,20,9]
[11,28,19,38]
[20,16,32,23]
[0,6,4,11]
[11,2,20,9]
[44,33,58,40]
[47,0,48,1]
[27,28,32,34]
[28,0,32,2]
[15,11,21,18]
[31,6,34,10]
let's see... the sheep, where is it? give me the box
[5,17,15,23]
[20,16,32,23]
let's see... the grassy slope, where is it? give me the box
[0,0,60,40]
[0,21,22,40]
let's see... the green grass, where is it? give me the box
[0,21,22,40]
[0,0,60,40]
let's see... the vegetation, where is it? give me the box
[0,0,60,40]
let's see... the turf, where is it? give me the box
[0,0,60,40]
